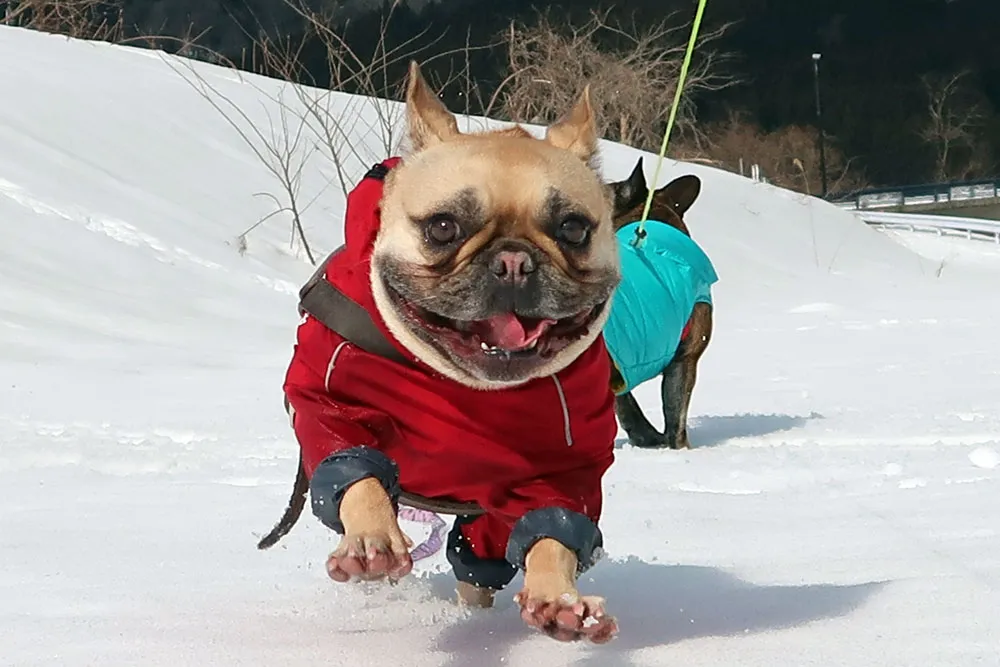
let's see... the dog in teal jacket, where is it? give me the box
[604,158,718,449]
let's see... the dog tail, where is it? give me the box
[257,452,309,550]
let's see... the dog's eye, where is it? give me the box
[424,215,461,246]
[557,216,591,247]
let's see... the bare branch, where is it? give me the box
[918,69,989,182]
[159,0,492,261]
[162,52,317,264]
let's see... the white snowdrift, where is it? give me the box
[1,25,998,667]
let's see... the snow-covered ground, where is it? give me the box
[2,25,999,667]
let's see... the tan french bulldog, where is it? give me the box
[284,61,622,643]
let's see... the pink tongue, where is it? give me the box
[476,313,556,349]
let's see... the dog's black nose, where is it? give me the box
[490,250,536,287]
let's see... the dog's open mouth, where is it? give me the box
[391,290,603,360]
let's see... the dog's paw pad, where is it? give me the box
[326,533,413,583]
[516,592,618,644]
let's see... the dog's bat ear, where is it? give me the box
[629,157,645,181]
[625,157,646,200]
[405,60,459,151]
[656,174,701,216]
[544,84,599,166]
[610,156,649,219]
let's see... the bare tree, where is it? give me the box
[498,8,736,152]
[164,0,492,260]
[162,47,319,264]
[271,0,495,175]
[276,0,413,160]
[918,70,989,182]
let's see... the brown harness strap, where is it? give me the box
[296,247,413,366]
[257,246,484,551]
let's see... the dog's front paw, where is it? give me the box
[514,587,618,644]
[326,528,414,583]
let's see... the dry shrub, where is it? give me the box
[2,0,125,41]
[691,111,868,196]
[498,8,735,151]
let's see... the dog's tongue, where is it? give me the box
[474,313,556,349]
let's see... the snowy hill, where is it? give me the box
[2,25,999,666]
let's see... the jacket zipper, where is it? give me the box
[324,341,350,392]
[551,375,573,447]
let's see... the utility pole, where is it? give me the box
[812,53,828,199]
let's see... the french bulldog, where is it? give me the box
[279,61,622,644]
[605,157,716,450]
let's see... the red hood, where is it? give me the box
[324,157,415,362]
[342,157,402,264]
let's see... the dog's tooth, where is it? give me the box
[480,342,490,351]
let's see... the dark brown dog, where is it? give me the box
[606,157,714,450]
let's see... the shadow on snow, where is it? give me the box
[428,555,885,667]
[615,412,824,450]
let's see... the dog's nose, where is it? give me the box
[491,250,536,286]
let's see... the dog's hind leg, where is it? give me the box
[457,582,498,608]
[659,361,688,449]
[615,391,666,448]
[661,302,713,450]
[446,515,515,609]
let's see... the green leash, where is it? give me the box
[632,0,710,248]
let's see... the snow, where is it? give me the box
[2,25,999,666]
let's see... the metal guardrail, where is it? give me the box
[853,210,1000,244]
[833,179,1000,211]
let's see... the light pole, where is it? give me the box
[812,53,828,198]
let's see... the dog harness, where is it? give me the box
[603,220,719,395]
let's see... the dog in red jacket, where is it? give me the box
[280,62,622,643]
